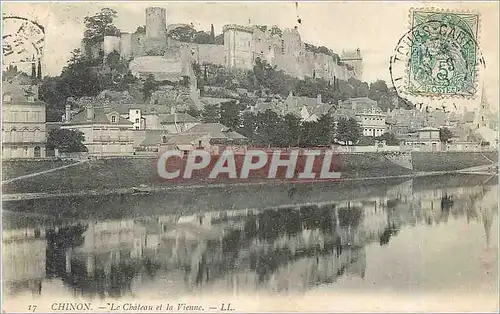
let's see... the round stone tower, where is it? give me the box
[145,7,167,55]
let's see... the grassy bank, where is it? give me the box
[2,177,412,220]
[412,152,498,172]
[2,159,78,180]
[2,151,497,194]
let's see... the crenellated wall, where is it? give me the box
[83,7,360,83]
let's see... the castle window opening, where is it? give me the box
[112,116,116,123]
[135,118,139,123]
[136,110,139,114]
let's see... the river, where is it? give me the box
[2,174,498,312]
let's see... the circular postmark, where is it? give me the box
[2,15,45,66]
[389,9,486,105]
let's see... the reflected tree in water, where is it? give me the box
[46,224,88,278]
[379,223,399,246]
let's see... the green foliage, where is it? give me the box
[135,25,146,34]
[193,31,213,44]
[200,104,221,123]
[186,107,201,118]
[214,34,224,45]
[220,101,244,130]
[439,127,454,143]
[83,8,120,46]
[335,117,361,145]
[168,25,222,44]
[47,129,88,153]
[168,25,197,42]
[60,49,103,97]
[142,74,159,100]
[368,80,395,112]
[376,132,400,145]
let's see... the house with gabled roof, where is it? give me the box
[138,123,246,152]
[60,105,135,156]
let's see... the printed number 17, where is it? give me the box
[28,305,37,312]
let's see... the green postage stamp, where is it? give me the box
[408,9,479,97]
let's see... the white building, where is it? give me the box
[60,105,135,156]
[340,97,387,137]
[2,78,46,159]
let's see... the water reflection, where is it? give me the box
[2,177,498,299]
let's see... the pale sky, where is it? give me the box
[2,1,499,112]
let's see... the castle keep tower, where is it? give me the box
[145,7,167,55]
[223,25,254,70]
[341,49,363,80]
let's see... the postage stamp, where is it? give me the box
[407,9,480,97]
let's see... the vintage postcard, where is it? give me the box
[1,1,499,313]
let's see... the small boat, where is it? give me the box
[132,184,151,195]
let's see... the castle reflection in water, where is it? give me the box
[2,177,498,299]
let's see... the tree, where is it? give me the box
[201,104,220,123]
[186,107,201,118]
[47,129,88,153]
[368,80,395,112]
[167,25,197,42]
[269,26,283,37]
[214,33,224,45]
[142,74,159,100]
[39,76,70,121]
[220,101,242,130]
[135,25,146,34]
[59,49,103,97]
[210,24,215,43]
[336,117,361,145]
[83,8,120,46]
[193,31,213,44]
[439,127,454,143]
[376,132,400,145]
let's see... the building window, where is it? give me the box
[281,40,285,54]
[24,146,28,156]
[136,110,139,114]
[135,118,139,123]
[162,136,167,143]
[112,116,116,123]
[135,126,139,130]
[3,94,11,102]
[34,146,41,158]
[27,96,35,102]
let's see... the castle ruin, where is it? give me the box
[82,7,363,83]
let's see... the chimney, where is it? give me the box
[65,104,71,123]
[31,55,36,80]
[37,58,42,80]
[317,94,322,105]
[86,105,94,121]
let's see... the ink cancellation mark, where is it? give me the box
[390,8,484,100]
[2,16,45,65]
